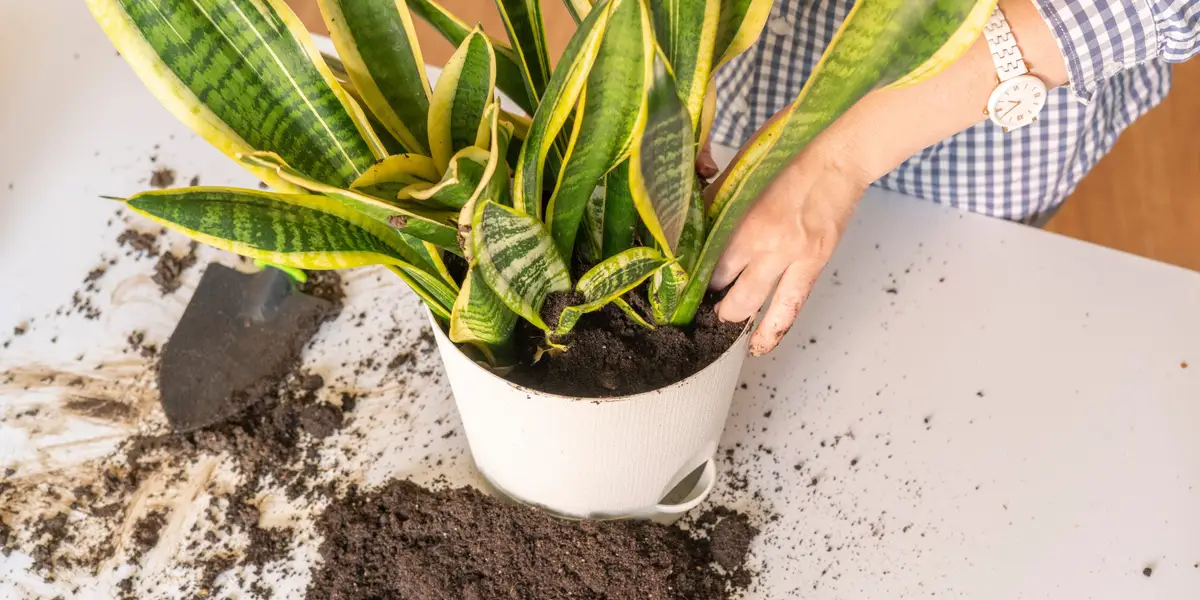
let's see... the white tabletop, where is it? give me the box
[2,2,1198,599]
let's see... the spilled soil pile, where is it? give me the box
[309,480,758,600]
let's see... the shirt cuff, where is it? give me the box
[1032,0,1160,103]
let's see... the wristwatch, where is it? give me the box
[983,5,1047,131]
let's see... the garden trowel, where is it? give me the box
[157,263,335,432]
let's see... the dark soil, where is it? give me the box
[511,293,745,397]
[117,228,159,257]
[149,167,176,189]
[308,479,758,600]
[130,510,167,558]
[152,241,198,294]
[297,270,346,308]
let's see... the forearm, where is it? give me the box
[819,0,1067,181]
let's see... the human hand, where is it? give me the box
[708,139,870,356]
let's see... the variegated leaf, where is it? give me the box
[512,0,615,218]
[406,0,536,114]
[400,147,489,210]
[458,103,515,260]
[601,159,637,258]
[495,0,552,103]
[472,201,571,331]
[575,184,606,263]
[649,262,687,325]
[676,180,706,273]
[630,52,694,257]
[85,0,383,190]
[350,154,440,201]
[676,0,996,324]
[612,297,654,330]
[555,247,669,335]
[240,152,459,254]
[386,266,453,320]
[545,0,649,258]
[562,0,593,23]
[318,0,432,154]
[429,28,496,174]
[649,0,720,132]
[712,0,773,70]
[450,266,519,352]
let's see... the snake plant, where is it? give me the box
[87,0,995,366]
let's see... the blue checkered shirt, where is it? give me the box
[713,0,1200,224]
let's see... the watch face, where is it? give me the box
[987,74,1047,130]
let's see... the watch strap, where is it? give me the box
[984,7,1028,82]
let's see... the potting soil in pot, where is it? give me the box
[510,292,745,397]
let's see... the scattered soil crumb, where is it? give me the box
[1143,567,1153,577]
[149,167,176,189]
[117,228,159,258]
[130,510,167,558]
[152,241,199,294]
[189,175,200,187]
[297,270,345,308]
[308,480,757,600]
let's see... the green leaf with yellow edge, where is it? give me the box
[676,180,706,273]
[450,266,519,360]
[406,0,536,114]
[649,261,687,325]
[676,0,996,324]
[318,0,433,154]
[554,247,669,336]
[429,28,496,174]
[399,147,489,210]
[562,0,593,23]
[629,52,694,257]
[472,201,571,332]
[240,152,459,254]
[612,297,654,330]
[124,187,454,312]
[648,0,720,133]
[350,154,440,201]
[386,266,453,320]
[601,159,637,258]
[575,184,606,263]
[458,103,515,260]
[712,0,773,71]
[495,0,553,103]
[545,0,650,259]
[85,0,384,191]
[512,0,615,218]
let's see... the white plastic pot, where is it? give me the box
[430,312,750,521]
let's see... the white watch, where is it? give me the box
[983,6,1046,131]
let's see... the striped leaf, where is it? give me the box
[676,180,706,273]
[450,266,519,359]
[612,297,654,330]
[86,0,383,190]
[318,0,433,155]
[676,0,996,323]
[400,147,490,210]
[712,0,773,70]
[406,0,536,114]
[472,201,571,331]
[240,152,459,253]
[649,0,720,133]
[350,154,440,200]
[575,184,606,263]
[555,247,669,335]
[545,0,649,258]
[386,266,453,319]
[629,53,694,257]
[562,0,593,23]
[601,160,637,258]
[697,0,772,143]
[429,28,496,174]
[495,0,552,104]
[649,262,687,325]
[458,103,515,260]
[512,0,615,218]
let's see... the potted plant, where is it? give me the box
[85,0,994,518]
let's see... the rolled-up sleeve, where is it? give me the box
[1034,0,1200,103]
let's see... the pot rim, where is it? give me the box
[427,308,752,403]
